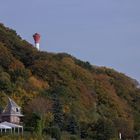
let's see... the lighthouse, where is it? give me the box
[33,33,41,50]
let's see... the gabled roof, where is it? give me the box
[2,98,23,116]
[8,97,19,108]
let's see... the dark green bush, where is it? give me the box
[70,135,79,140]
[44,126,61,140]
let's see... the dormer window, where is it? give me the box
[16,108,19,112]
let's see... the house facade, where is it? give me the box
[0,98,23,124]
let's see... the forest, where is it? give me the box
[0,23,140,140]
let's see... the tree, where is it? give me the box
[79,122,89,139]
[94,119,116,140]
[53,98,64,129]
[66,115,79,135]
[46,126,61,140]
[0,72,13,93]
[114,118,134,139]
[24,97,52,135]
[0,43,13,69]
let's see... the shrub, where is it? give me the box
[70,135,79,140]
[44,126,61,140]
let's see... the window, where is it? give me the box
[16,108,19,112]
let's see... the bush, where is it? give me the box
[44,126,61,140]
[94,118,116,140]
[70,135,79,140]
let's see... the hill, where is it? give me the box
[0,23,140,140]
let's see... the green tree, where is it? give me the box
[94,119,116,140]
[44,126,61,140]
[0,72,13,93]
[66,115,79,135]
[24,97,52,135]
[53,98,64,129]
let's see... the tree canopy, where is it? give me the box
[0,23,140,140]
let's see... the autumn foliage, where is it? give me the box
[0,23,140,139]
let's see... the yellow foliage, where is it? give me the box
[63,105,70,113]
[11,87,38,106]
[45,112,54,125]
[9,58,25,70]
[27,76,49,91]
[62,57,75,68]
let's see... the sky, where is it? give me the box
[0,0,140,82]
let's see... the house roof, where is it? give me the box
[0,121,23,128]
[0,124,12,129]
[2,98,23,116]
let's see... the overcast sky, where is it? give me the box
[0,0,140,82]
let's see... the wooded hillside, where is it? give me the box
[0,23,140,140]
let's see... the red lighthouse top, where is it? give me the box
[33,33,41,43]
